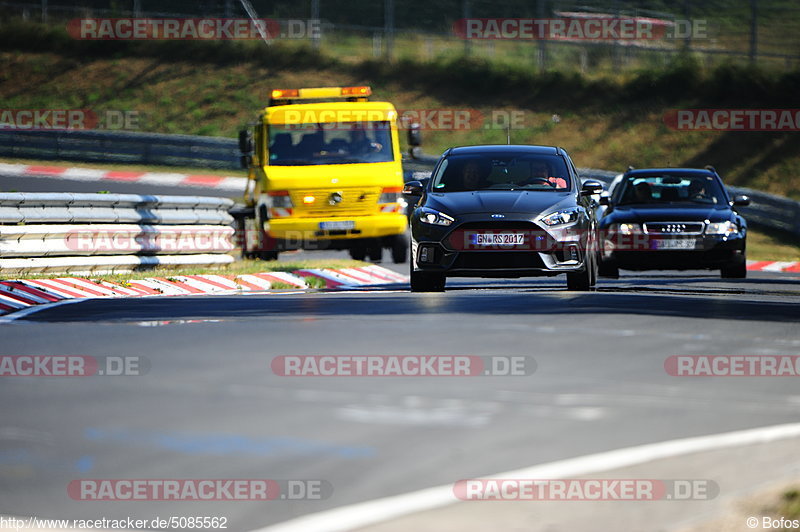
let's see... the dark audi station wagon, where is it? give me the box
[403,145,604,292]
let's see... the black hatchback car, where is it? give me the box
[403,145,604,292]
[598,167,749,278]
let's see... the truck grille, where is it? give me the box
[290,187,381,217]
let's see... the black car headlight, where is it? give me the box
[609,222,643,235]
[419,209,455,227]
[706,221,739,236]
[539,208,581,227]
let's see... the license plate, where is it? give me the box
[471,233,526,246]
[319,221,355,231]
[652,238,695,250]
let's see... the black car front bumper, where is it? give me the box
[412,218,591,278]
[603,233,746,270]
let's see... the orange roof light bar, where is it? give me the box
[270,89,300,99]
[270,86,372,101]
[341,86,372,97]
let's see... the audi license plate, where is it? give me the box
[471,233,526,246]
[319,221,355,231]
[652,238,695,250]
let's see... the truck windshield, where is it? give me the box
[268,122,394,165]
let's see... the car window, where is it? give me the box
[616,175,727,205]
[431,154,570,192]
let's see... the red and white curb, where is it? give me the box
[0,266,409,317]
[747,260,800,273]
[0,163,247,192]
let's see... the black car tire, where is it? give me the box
[566,267,591,291]
[567,236,597,291]
[598,259,620,279]
[589,249,599,287]
[720,256,747,279]
[410,269,446,292]
[390,233,409,264]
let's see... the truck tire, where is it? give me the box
[390,233,409,264]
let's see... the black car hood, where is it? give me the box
[604,204,732,224]
[425,191,575,216]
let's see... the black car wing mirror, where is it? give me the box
[403,180,425,196]
[580,180,604,197]
[733,194,750,206]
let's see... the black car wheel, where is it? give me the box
[410,268,446,292]
[598,259,620,279]
[390,233,409,264]
[567,238,597,291]
[720,255,747,279]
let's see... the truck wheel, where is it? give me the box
[367,241,383,262]
[349,245,366,261]
[251,250,279,261]
[390,233,409,264]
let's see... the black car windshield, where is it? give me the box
[616,174,727,205]
[268,122,394,165]
[431,153,571,192]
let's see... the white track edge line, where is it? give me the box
[0,298,89,323]
[250,422,800,532]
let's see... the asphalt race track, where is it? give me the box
[1,271,799,530]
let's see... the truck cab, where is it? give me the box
[237,86,409,263]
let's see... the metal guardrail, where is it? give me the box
[0,193,235,274]
[0,130,240,169]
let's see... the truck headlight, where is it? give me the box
[419,209,454,226]
[706,221,739,236]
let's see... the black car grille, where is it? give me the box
[452,252,546,270]
[644,222,705,235]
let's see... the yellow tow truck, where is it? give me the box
[235,86,414,263]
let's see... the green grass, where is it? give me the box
[779,488,800,520]
[747,226,800,261]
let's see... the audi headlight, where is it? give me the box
[540,208,581,227]
[706,221,739,235]
[419,209,455,226]
[611,223,642,235]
